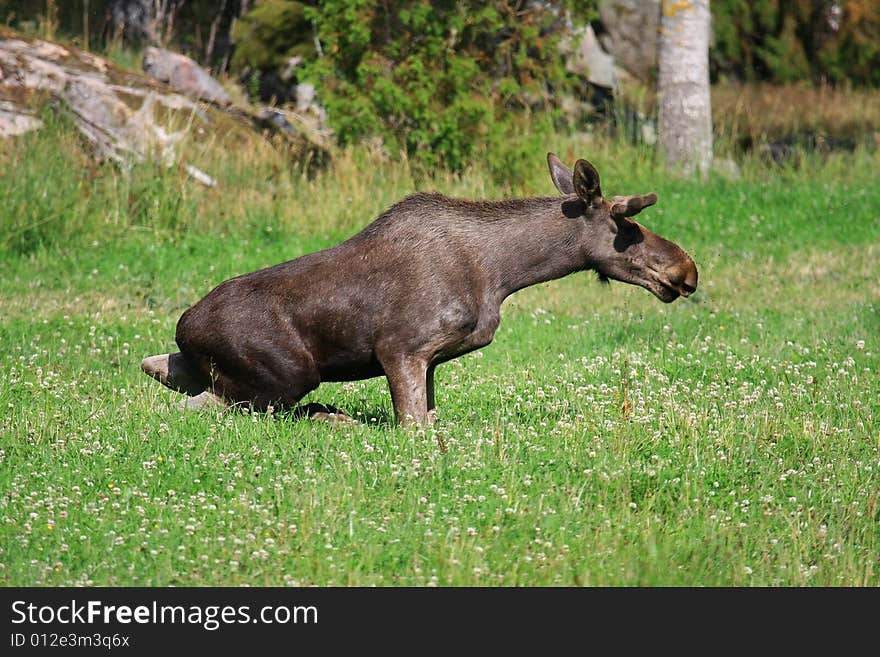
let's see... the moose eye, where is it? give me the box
[622,223,641,240]
[613,221,643,251]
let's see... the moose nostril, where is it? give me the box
[666,255,697,297]
[667,268,687,288]
[668,263,697,296]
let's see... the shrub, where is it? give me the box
[297,1,590,175]
[230,0,316,74]
[711,0,880,86]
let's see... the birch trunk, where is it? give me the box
[658,0,713,177]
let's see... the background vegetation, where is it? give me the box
[711,0,880,86]
[5,1,877,84]
[3,1,880,170]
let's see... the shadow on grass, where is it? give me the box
[279,402,395,427]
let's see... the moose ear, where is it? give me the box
[547,153,574,195]
[572,160,602,202]
[611,193,658,218]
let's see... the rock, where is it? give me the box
[641,119,657,146]
[0,27,329,177]
[597,0,661,83]
[293,82,316,112]
[563,24,617,90]
[0,100,41,136]
[0,32,200,168]
[558,93,587,121]
[0,37,68,93]
[142,46,232,107]
[258,107,299,135]
[184,164,217,187]
[61,78,182,167]
[291,82,330,141]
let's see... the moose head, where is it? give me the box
[548,153,698,303]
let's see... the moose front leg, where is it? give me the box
[381,353,430,425]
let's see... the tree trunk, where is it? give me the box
[205,0,229,67]
[658,0,713,177]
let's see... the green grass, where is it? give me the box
[0,125,878,586]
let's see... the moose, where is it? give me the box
[142,153,697,424]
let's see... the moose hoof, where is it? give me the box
[178,391,225,411]
[142,352,206,396]
[292,402,356,424]
[141,353,171,384]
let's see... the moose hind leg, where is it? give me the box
[210,352,321,413]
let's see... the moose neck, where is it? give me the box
[481,198,588,303]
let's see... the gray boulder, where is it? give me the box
[598,0,661,83]
[0,100,42,136]
[0,33,205,173]
[563,23,618,90]
[142,47,232,107]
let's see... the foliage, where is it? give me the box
[5,2,880,90]
[230,0,315,73]
[298,0,585,173]
[711,0,880,86]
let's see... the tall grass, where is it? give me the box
[712,82,880,152]
[0,109,202,254]
[3,98,878,260]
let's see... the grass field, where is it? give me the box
[1,123,878,586]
